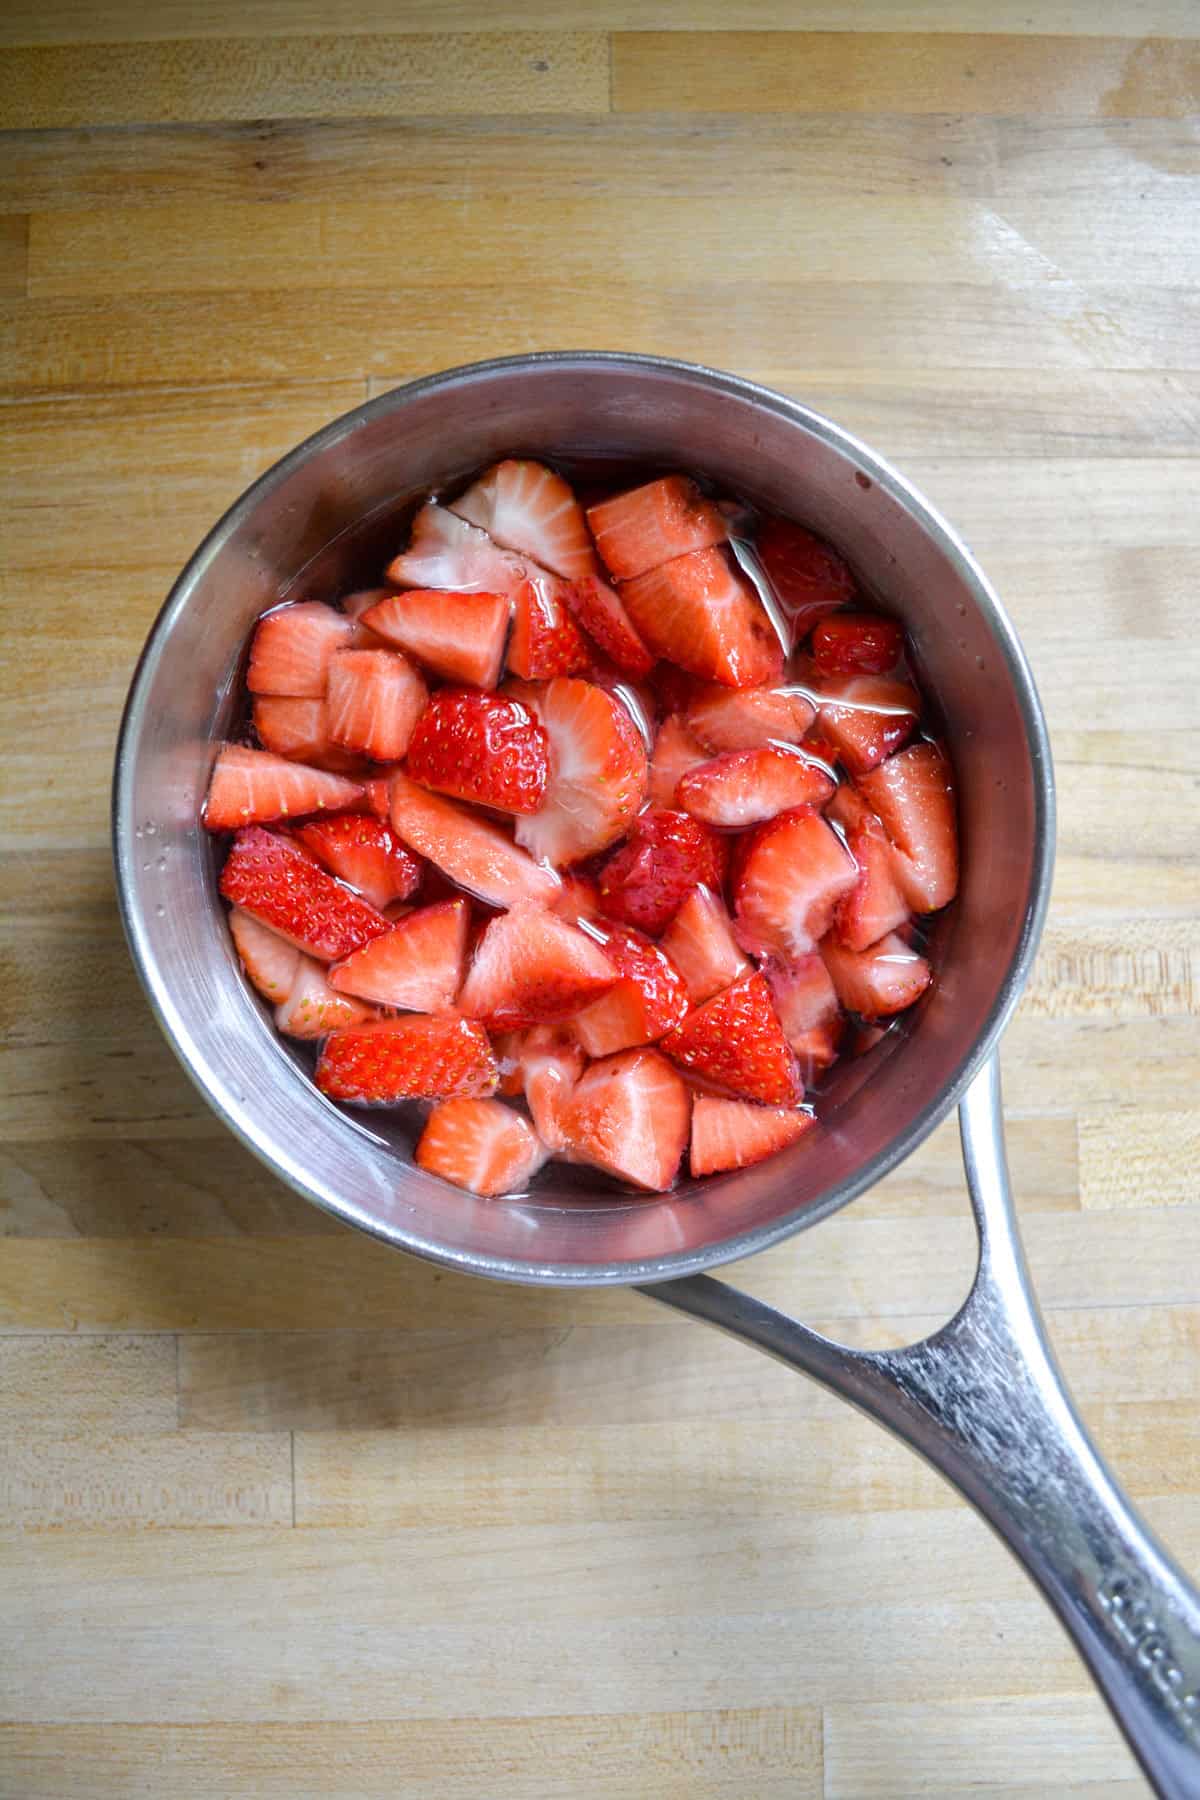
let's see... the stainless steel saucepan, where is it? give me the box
[112,353,1200,1796]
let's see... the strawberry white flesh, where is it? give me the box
[229,907,300,1004]
[275,957,374,1038]
[450,459,598,581]
[511,677,649,868]
[385,501,527,595]
[416,1097,548,1197]
[734,807,859,959]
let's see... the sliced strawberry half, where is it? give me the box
[659,885,749,1006]
[204,744,364,832]
[690,1097,816,1177]
[388,771,560,909]
[561,1048,690,1192]
[574,925,689,1058]
[621,547,782,689]
[812,611,905,676]
[685,682,815,753]
[550,871,602,925]
[275,958,375,1039]
[659,971,802,1107]
[315,1013,497,1104]
[385,501,526,596]
[755,515,855,645]
[587,475,727,581]
[219,825,390,961]
[405,689,550,816]
[326,648,428,762]
[451,459,598,582]
[647,713,710,808]
[820,931,932,1019]
[246,601,354,697]
[597,808,727,937]
[251,700,368,778]
[516,1023,586,1152]
[229,907,300,1004]
[458,904,617,1029]
[340,587,394,647]
[816,674,919,776]
[511,677,648,868]
[857,742,959,913]
[364,588,510,690]
[834,818,911,951]
[762,952,844,1081]
[507,575,590,679]
[564,573,655,678]
[416,1097,548,1197]
[733,806,859,959]
[676,743,836,829]
[329,898,469,1011]
[295,812,423,911]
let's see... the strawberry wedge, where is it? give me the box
[562,1049,691,1193]
[416,1097,548,1197]
[295,812,422,911]
[733,806,859,960]
[834,818,911,951]
[364,588,510,690]
[275,959,375,1039]
[564,574,655,678]
[204,744,364,832]
[763,952,844,1080]
[857,742,959,913]
[677,743,836,828]
[820,932,932,1019]
[816,674,919,776]
[405,689,550,816]
[573,925,690,1058]
[507,576,590,680]
[330,898,469,1011]
[388,771,560,909]
[755,515,855,646]
[326,649,427,762]
[385,501,526,595]
[621,548,782,689]
[219,826,390,961]
[686,682,815,753]
[229,907,301,1004]
[597,808,726,937]
[660,971,802,1107]
[458,904,617,1029]
[587,476,727,581]
[247,601,354,697]
[451,459,598,582]
[512,677,648,867]
[660,885,749,1006]
[316,1014,497,1104]
[517,1025,586,1152]
[690,1097,815,1177]
[648,713,710,808]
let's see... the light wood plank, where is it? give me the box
[0,1335,177,1431]
[1051,731,1200,917]
[1023,919,1197,1019]
[0,1433,293,1528]
[824,1694,1141,1798]
[613,30,1200,118]
[0,35,609,130]
[1079,1110,1200,1210]
[293,1399,1198,1527]
[0,1712,821,1800]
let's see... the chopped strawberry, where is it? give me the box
[621,547,782,689]
[690,1097,816,1177]
[676,743,836,828]
[416,1097,548,1197]
[755,515,855,645]
[405,689,550,816]
[295,812,423,911]
[686,683,814,752]
[798,731,841,776]
[326,648,427,762]
[229,907,300,1004]
[388,771,560,909]
[564,573,655,678]
[733,806,859,959]
[246,601,354,697]
[574,925,689,1058]
[660,971,802,1106]
[834,819,911,951]
[340,587,393,647]
[816,674,919,776]
[551,872,602,924]
[812,611,905,676]
[820,931,933,1019]
[329,898,469,1011]
[587,475,727,581]
[580,660,656,750]
[458,903,617,1029]
[492,1029,527,1097]
[511,678,648,867]
[562,1048,690,1192]
[364,588,510,690]
[659,885,749,1006]
[647,713,710,808]
[506,575,590,679]
[653,664,702,717]
[360,771,401,819]
[275,957,374,1039]
[597,808,727,937]
[315,1013,497,1104]
[252,697,329,762]
[451,459,598,582]
[762,953,844,1082]
[204,744,364,832]
[219,826,389,961]
[857,742,959,913]
[385,501,525,597]
[517,1023,586,1151]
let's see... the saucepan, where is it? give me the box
[112,353,1200,1795]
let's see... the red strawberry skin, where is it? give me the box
[598,809,727,937]
[219,826,390,962]
[315,1014,497,1104]
[660,971,802,1106]
[812,612,904,676]
[405,689,550,816]
[565,574,656,678]
[573,925,689,1057]
[296,812,423,911]
[816,674,919,776]
[755,516,855,644]
[507,577,590,680]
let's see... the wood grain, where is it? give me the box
[2,7,1198,1795]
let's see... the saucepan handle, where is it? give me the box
[643,1057,1200,1798]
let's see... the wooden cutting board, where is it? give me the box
[1,7,1197,1796]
